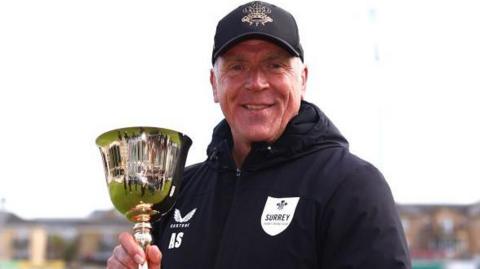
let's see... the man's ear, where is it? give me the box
[300,64,308,99]
[210,68,219,103]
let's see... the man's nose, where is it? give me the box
[245,68,269,91]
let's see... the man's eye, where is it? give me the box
[231,64,244,71]
[268,63,283,69]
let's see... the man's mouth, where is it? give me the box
[243,104,273,110]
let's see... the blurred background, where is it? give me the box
[1,0,479,268]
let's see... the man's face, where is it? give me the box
[210,39,308,145]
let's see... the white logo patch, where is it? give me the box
[261,196,300,236]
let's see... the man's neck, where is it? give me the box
[232,139,251,169]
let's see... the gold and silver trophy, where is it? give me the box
[96,127,191,268]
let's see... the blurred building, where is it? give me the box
[0,210,129,268]
[399,202,480,260]
[2,203,480,267]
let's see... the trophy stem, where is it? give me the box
[133,219,152,269]
[133,220,153,250]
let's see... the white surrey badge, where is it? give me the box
[260,196,300,236]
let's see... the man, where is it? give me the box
[107,1,411,268]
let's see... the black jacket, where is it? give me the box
[152,101,411,269]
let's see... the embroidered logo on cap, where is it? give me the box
[241,1,273,26]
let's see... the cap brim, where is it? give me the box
[212,32,301,64]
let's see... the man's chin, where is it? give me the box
[230,120,282,143]
[241,130,279,144]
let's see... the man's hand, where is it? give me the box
[107,232,162,269]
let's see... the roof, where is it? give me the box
[0,209,129,228]
[396,203,479,216]
[0,211,27,225]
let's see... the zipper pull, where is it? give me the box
[236,168,241,177]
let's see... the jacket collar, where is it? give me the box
[206,100,348,171]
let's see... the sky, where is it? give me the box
[0,0,479,219]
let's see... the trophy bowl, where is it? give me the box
[96,127,191,259]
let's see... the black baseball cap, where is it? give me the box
[212,1,304,64]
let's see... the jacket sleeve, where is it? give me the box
[318,163,412,269]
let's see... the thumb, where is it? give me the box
[146,245,162,269]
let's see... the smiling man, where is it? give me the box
[211,39,307,167]
[107,2,411,269]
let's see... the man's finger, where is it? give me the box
[107,254,129,269]
[112,244,139,268]
[146,245,162,269]
[118,232,146,264]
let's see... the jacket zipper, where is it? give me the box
[236,168,241,177]
[214,166,242,268]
